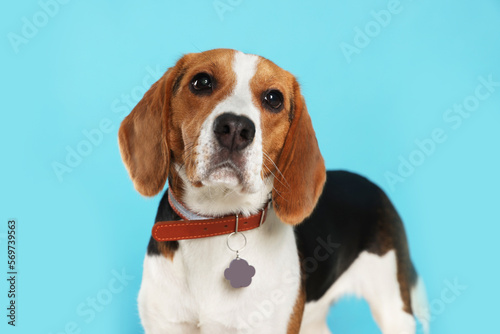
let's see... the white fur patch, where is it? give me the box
[138,208,301,334]
[300,250,416,334]
[177,164,273,217]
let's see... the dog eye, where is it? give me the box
[263,90,283,111]
[190,73,213,94]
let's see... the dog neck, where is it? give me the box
[166,188,214,220]
[169,165,273,218]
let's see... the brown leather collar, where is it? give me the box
[152,190,269,241]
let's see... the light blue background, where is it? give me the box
[1,0,499,333]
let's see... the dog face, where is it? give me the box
[169,50,292,195]
[119,49,325,224]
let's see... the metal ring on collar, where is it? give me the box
[226,231,247,253]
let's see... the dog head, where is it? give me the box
[119,49,325,225]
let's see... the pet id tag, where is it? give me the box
[224,215,255,288]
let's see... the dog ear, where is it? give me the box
[272,79,326,225]
[118,64,181,197]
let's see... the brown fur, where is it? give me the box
[168,50,237,190]
[251,58,295,182]
[118,62,182,197]
[271,79,326,225]
[286,272,306,334]
[158,240,179,261]
[119,49,238,198]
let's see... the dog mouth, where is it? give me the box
[206,161,244,187]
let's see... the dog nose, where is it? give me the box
[213,113,256,151]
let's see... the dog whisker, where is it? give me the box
[262,163,287,203]
[262,151,290,190]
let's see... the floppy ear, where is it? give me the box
[118,66,179,197]
[272,79,326,225]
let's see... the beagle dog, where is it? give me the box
[118,49,429,334]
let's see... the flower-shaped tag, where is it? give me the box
[224,258,256,288]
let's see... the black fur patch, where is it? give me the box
[147,190,180,256]
[295,170,416,302]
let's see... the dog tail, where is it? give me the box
[411,275,430,333]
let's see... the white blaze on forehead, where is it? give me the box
[230,51,260,112]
